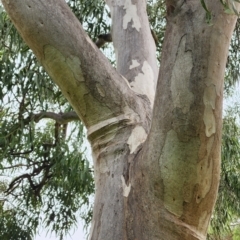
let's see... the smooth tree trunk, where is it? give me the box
[1,0,238,239]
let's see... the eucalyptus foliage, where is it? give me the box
[0,1,99,238]
[0,0,240,239]
[208,105,240,239]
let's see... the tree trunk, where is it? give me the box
[1,0,238,239]
[126,1,237,239]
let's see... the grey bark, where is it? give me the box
[1,0,238,239]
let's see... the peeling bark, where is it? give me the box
[1,0,238,239]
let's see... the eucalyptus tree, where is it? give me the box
[0,0,101,238]
[1,0,240,239]
[208,106,240,239]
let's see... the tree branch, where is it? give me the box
[2,164,30,170]
[2,0,150,131]
[5,161,53,197]
[32,111,79,124]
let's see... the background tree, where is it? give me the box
[208,105,240,240]
[1,0,240,239]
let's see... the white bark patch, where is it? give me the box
[121,175,131,197]
[130,61,155,107]
[159,130,200,217]
[121,75,131,89]
[203,85,216,110]
[120,0,141,31]
[88,106,139,137]
[123,1,141,31]
[127,125,147,154]
[129,59,140,69]
[196,136,214,203]
[203,85,216,137]
[203,107,216,137]
[171,36,194,114]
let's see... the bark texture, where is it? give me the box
[125,1,238,239]
[1,0,238,239]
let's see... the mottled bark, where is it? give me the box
[1,0,238,239]
[126,1,238,239]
